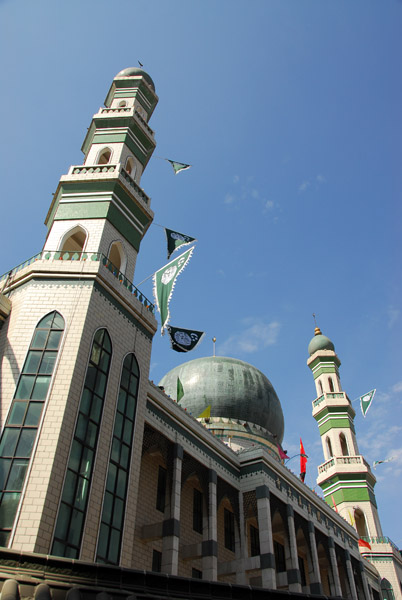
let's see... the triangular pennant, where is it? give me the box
[167,326,204,352]
[360,389,376,417]
[152,247,194,334]
[167,159,192,174]
[198,405,211,419]
[165,228,197,260]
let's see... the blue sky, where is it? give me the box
[1,0,401,544]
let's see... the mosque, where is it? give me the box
[0,68,401,600]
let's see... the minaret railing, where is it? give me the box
[318,455,371,474]
[0,252,154,312]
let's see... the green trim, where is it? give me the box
[324,487,372,504]
[312,366,338,378]
[309,355,341,371]
[146,402,239,478]
[90,131,152,166]
[93,281,154,341]
[319,419,355,435]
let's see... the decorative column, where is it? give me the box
[344,550,358,600]
[286,506,302,592]
[236,491,247,585]
[307,521,323,595]
[256,485,276,590]
[202,469,218,580]
[358,559,372,600]
[162,443,182,575]
[327,537,342,597]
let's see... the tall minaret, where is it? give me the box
[307,327,383,539]
[0,68,159,564]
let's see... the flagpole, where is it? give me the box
[212,337,216,357]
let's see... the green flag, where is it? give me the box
[165,228,197,259]
[167,159,192,174]
[153,247,194,334]
[360,389,376,417]
[177,377,184,402]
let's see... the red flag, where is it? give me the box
[358,539,372,550]
[300,438,307,481]
[277,444,290,461]
[331,494,338,513]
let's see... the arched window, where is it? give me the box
[326,437,333,459]
[354,508,368,538]
[125,157,136,179]
[318,380,323,395]
[118,101,127,107]
[108,241,126,274]
[96,353,140,564]
[97,148,112,165]
[381,579,395,600]
[59,225,87,254]
[328,377,334,392]
[0,311,65,546]
[339,433,349,456]
[52,328,112,559]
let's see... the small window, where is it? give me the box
[326,437,333,459]
[274,540,286,572]
[339,433,349,456]
[156,466,167,513]
[249,524,260,557]
[98,148,112,165]
[125,157,136,178]
[192,568,202,579]
[328,377,334,392]
[152,549,162,572]
[108,241,125,273]
[224,508,235,552]
[118,101,127,107]
[318,380,323,395]
[60,226,87,254]
[193,489,203,534]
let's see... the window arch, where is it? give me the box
[108,241,126,274]
[328,377,334,392]
[0,311,65,546]
[326,436,333,459]
[52,328,112,559]
[96,353,140,564]
[59,225,87,254]
[97,147,112,165]
[381,579,395,600]
[118,100,127,107]
[125,157,136,179]
[318,380,323,395]
[339,432,349,456]
[354,508,369,538]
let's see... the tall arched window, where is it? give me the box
[97,148,112,165]
[0,311,64,546]
[328,377,334,392]
[59,225,87,254]
[108,241,126,274]
[326,437,333,459]
[339,433,349,456]
[381,579,395,600]
[96,353,140,564]
[125,157,136,179]
[52,328,112,559]
[354,508,368,538]
[318,380,323,395]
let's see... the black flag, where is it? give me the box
[167,326,204,352]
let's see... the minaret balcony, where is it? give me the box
[317,454,374,486]
[96,106,155,138]
[312,391,354,418]
[63,164,151,208]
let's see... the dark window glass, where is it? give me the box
[224,508,235,552]
[249,524,260,557]
[298,555,307,587]
[52,328,112,560]
[193,489,203,533]
[192,568,202,579]
[95,353,140,565]
[274,540,286,572]
[0,311,64,544]
[156,466,167,513]
[152,549,162,573]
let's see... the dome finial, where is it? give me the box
[212,337,216,357]
[312,313,322,336]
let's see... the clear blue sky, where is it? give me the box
[1,0,401,544]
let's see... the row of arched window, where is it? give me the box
[317,376,337,395]
[95,147,137,180]
[58,226,127,274]
[0,312,140,565]
[325,432,349,459]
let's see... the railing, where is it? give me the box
[360,536,399,550]
[313,394,325,407]
[0,252,154,312]
[101,107,131,115]
[134,109,154,136]
[98,107,154,137]
[71,165,117,175]
[318,455,371,474]
[313,391,349,408]
[120,168,150,205]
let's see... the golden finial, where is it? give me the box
[312,313,322,336]
[212,337,216,357]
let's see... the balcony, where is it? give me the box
[0,251,154,312]
[312,391,354,418]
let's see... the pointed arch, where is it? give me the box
[97,147,112,165]
[354,508,369,538]
[125,157,137,179]
[328,377,334,392]
[59,225,87,254]
[326,436,333,459]
[381,578,395,600]
[339,432,349,456]
[318,380,323,395]
[108,241,127,274]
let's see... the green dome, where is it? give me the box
[308,328,335,356]
[159,356,284,443]
[116,67,155,90]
